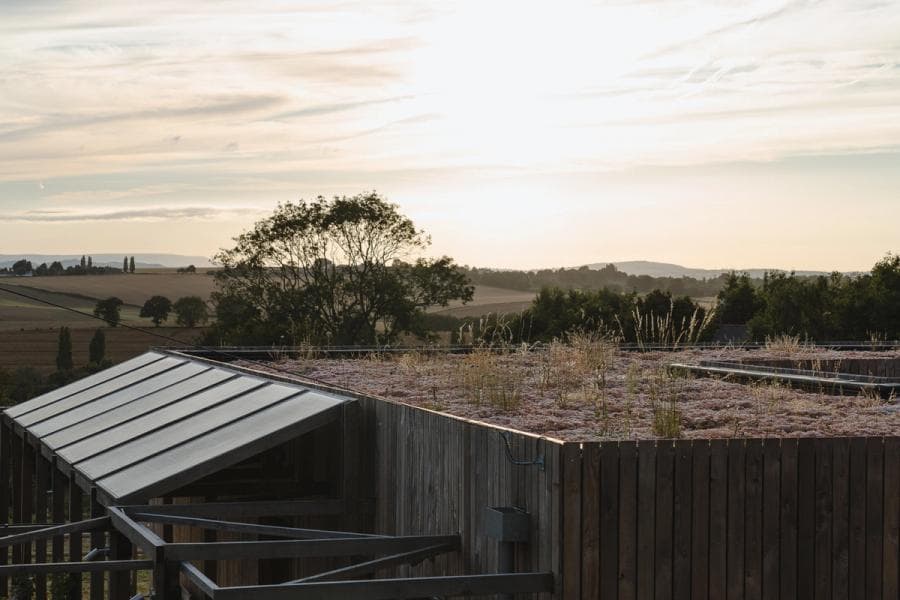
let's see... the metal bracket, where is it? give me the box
[500,431,545,471]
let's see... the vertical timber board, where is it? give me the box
[580,443,600,600]
[796,438,815,599]
[0,419,10,597]
[562,442,582,599]
[848,437,866,600]
[744,439,763,600]
[883,437,899,600]
[727,439,746,600]
[463,421,473,576]
[780,438,798,600]
[691,440,711,600]
[341,401,361,534]
[831,438,850,600]
[67,476,82,600]
[619,442,638,600]
[635,440,656,600]
[35,451,49,600]
[814,438,834,600]
[654,440,674,600]
[550,440,563,599]
[600,442,620,600]
[709,439,728,600]
[761,439,781,600]
[866,437,884,599]
[672,440,692,600]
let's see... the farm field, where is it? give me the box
[0,286,147,330]
[0,327,206,373]
[0,272,217,307]
[247,346,900,441]
[429,285,536,317]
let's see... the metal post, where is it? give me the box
[68,476,83,600]
[89,489,104,600]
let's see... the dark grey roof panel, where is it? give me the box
[14,356,184,427]
[75,383,304,481]
[57,376,264,465]
[29,362,211,438]
[43,368,236,451]
[97,391,344,502]
[6,351,349,502]
[3,352,165,418]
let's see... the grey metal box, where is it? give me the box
[484,506,530,542]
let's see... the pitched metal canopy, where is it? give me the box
[3,351,347,502]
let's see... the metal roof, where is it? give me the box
[3,351,347,503]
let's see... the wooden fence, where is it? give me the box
[563,437,900,600]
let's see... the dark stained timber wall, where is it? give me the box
[356,398,563,599]
[566,437,900,600]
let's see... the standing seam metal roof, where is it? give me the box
[3,351,348,503]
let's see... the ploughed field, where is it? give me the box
[245,346,900,441]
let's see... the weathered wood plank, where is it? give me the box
[797,438,815,599]
[600,442,619,600]
[727,439,746,600]
[848,437,866,600]
[562,443,582,599]
[883,437,899,600]
[831,438,850,600]
[672,440,692,600]
[709,439,728,600]
[866,437,884,599]
[779,438,798,600]
[744,439,763,600]
[654,440,674,600]
[580,443,600,600]
[636,440,656,600]
[814,437,833,600]
[761,439,780,600]
[619,442,638,600]
[690,439,710,600]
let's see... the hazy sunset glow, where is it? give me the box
[1,1,898,270]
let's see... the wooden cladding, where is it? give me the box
[564,437,900,600]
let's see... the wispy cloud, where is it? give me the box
[7,206,258,222]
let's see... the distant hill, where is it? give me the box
[0,253,213,269]
[584,260,834,279]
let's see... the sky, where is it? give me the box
[0,0,898,271]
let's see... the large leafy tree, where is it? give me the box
[173,296,209,327]
[94,297,124,327]
[140,295,173,327]
[212,192,474,345]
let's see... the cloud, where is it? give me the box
[0,95,283,142]
[266,95,414,121]
[7,206,258,222]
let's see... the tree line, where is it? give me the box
[0,255,139,276]
[93,295,209,327]
[461,264,731,297]
[716,255,900,341]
